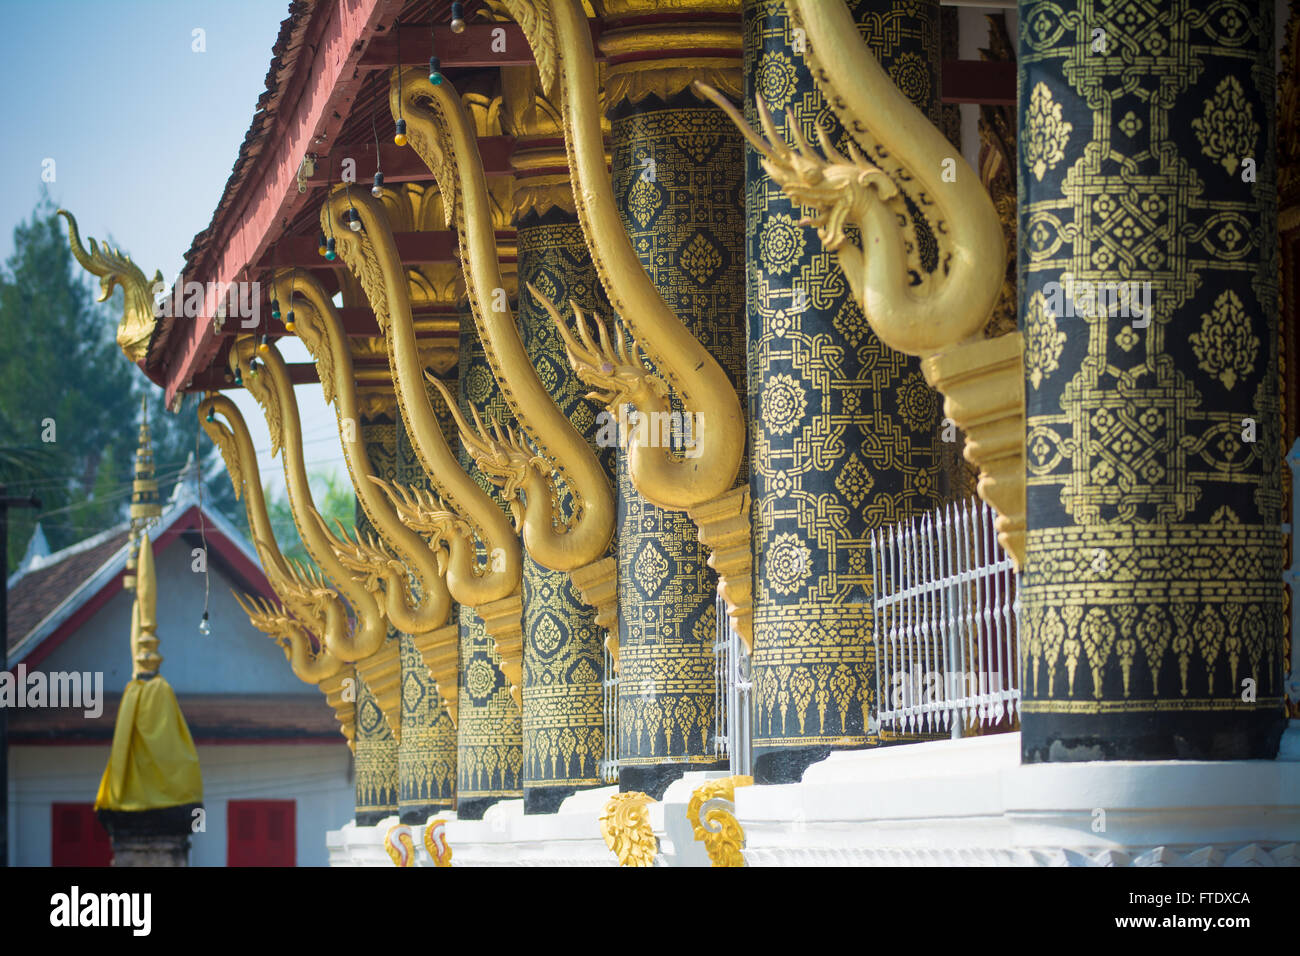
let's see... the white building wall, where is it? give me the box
[9,743,353,866]
[36,536,305,696]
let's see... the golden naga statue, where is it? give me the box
[198,393,344,685]
[278,268,459,719]
[322,187,527,706]
[227,336,392,662]
[704,0,1026,567]
[270,269,452,637]
[502,0,754,644]
[390,67,621,648]
[57,210,163,364]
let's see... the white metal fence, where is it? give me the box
[869,496,1019,737]
[600,643,619,784]
[714,591,752,775]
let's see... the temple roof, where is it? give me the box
[146,0,457,402]
[6,478,271,666]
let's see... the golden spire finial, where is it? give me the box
[130,395,162,533]
[131,531,162,678]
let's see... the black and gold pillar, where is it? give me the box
[354,410,400,824]
[743,0,943,784]
[396,400,458,821]
[503,67,615,814]
[599,2,747,797]
[1018,0,1285,759]
[455,299,524,818]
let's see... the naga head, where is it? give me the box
[696,83,897,253]
[234,591,306,655]
[312,512,401,608]
[371,477,474,550]
[57,209,164,364]
[426,372,538,526]
[537,284,668,415]
[233,583,339,684]
[250,541,337,638]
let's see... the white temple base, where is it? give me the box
[327,724,1300,866]
[738,729,1300,866]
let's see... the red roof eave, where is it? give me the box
[160,0,404,406]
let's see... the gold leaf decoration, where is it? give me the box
[1025,82,1071,181]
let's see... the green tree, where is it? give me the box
[0,195,137,566]
[0,195,244,570]
[264,470,356,572]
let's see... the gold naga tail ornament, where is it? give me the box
[281,269,460,724]
[686,774,751,867]
[322,187,527,707]
[57,210,162,364]
[599,791,659,867]
[198,394,356,747]
[229,335,402,735]
[423,817,453,867]
[704,0,1025,567]
[390,67,620,650]
[502,0,753,645]
[384,824,416,866]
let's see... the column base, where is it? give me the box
[525,785,579,815]
[97,803,200,867]
[399,803,450,824]
[1021,709,1288,762]
[619,760,727,800]
[456,796,506,821]
[752,743,834,785]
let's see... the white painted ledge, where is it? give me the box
[738,728,1300,866]
[327,723,1300,866]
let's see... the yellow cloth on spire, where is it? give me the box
[94,676,203,812]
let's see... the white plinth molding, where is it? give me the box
[327,727,1300,866]
[737,732,1300,866]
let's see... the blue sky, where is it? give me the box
[0,0,347,498]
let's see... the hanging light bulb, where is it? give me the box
[347,206,363,232]
[428,55,442,85]
[248,359,259,377]
[257,334,270,355]
[394,118,407,147]
[270,297,281,320]
[205,408,215,423]
[450,2,466,34]
[317,230,328,256]
[198,611,211,636]
[325,236,337,261]
[285,310,296,333]
[372,170,385,197]
[233,366,243,386]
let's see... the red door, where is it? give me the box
[51,803,113,867]
[227,800,296,866]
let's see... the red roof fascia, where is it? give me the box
[161,0,404,406]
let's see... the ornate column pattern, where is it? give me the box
[354,413,401,824]
[1281,1,1299,719]
[397,406,457,821]
[455,302,524,818]
[742,0,943,783]
[600,2,746,796]
[504,66,615,813]
[1018,0,1285,759]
